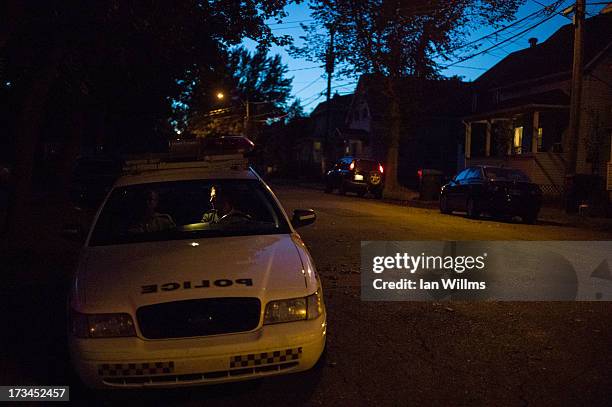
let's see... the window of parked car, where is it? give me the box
[465,167,483,181]
[484,167,532,182]
[454,168,469,182]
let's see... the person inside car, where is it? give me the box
[202,185,251,224]
[128,189,176,233]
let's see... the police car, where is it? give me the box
[67,156,326,388]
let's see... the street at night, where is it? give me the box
[2,186,611,405]
[2,1,612,405]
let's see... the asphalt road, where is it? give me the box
[2,185,611,406]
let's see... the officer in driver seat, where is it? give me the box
[202,185,251,224]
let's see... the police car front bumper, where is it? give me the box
[70,314,326,389]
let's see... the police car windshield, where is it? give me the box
[89,179,289,246]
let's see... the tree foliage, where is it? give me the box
[187,46,293,136]
[1,0,295,235]
[291,0,525,195]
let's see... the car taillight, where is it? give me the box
[349,161,355,171]
[379,164,384,174]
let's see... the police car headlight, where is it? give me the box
[264,291,323,324]
[71,310,136,338]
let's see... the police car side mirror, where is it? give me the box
[292,209,316,228]
[61,223,84,242]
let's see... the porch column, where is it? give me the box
[531,111,540,153]
[465,122,472,160]
[485,120,492,157]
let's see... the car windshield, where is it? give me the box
[484,167,532,182]
[89,179,289,246]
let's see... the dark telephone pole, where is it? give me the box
[323,27,335,174]
[564,0,585,212]
[566,0,585,176]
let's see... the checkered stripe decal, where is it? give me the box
[230,347,302,368]
[97,361,175,377]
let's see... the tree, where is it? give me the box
[187,46,293,138]
[286,98,306,122]
[2,0,295,237]
[292,0,525,198]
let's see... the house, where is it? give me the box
[343,75,471,188]
[464,10,612,202]
[298,93,353,174]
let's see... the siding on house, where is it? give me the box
[577,51,612,176]
[464,11,612,198]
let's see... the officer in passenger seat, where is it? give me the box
[128,189,176,233]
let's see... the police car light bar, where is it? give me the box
[122,154,248,174]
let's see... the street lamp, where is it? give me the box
[214,90,250,137]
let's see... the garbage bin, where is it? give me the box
[564,174,605,213]
[419,169,443,201]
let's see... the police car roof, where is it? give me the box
[114,167,258,187]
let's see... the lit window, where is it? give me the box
[537,128,543,151]
[514,127,523,154]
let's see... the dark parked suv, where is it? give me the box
[325,157,384,198]
[440,166,542,223]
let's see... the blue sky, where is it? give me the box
[243,1,607,113]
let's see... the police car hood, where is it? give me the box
[74,234,316,313]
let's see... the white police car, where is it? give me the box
[67,157,326,388]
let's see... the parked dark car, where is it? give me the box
[325,157,384,198]
[439,166,542,223]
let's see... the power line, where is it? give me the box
[293,76,324,95]
[441,4,563,69]
[270,25,309,31]
[267,19,315,27]
[287,65,324,72]
[302,92,326,108]
[531,0,572,20]
[452,65,488,71]
[439,0,566,59]
[300,90,326,105]
[331,82,357,90]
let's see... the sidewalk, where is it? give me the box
[269,178,612,232]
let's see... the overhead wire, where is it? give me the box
[441,2,565,69]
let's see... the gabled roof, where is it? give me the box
[310,93,353,117]
[475,12,612,89]
[354,74,471,120]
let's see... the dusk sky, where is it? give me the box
[243,0,607,112]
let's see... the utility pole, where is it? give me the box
[566,0,585,176]
[244,98,250,138]
[323,27,335,175]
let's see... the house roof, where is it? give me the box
[475,12,612,89]
[497,89,570,109]
[355,74,472,120]
[310,93,353,117]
